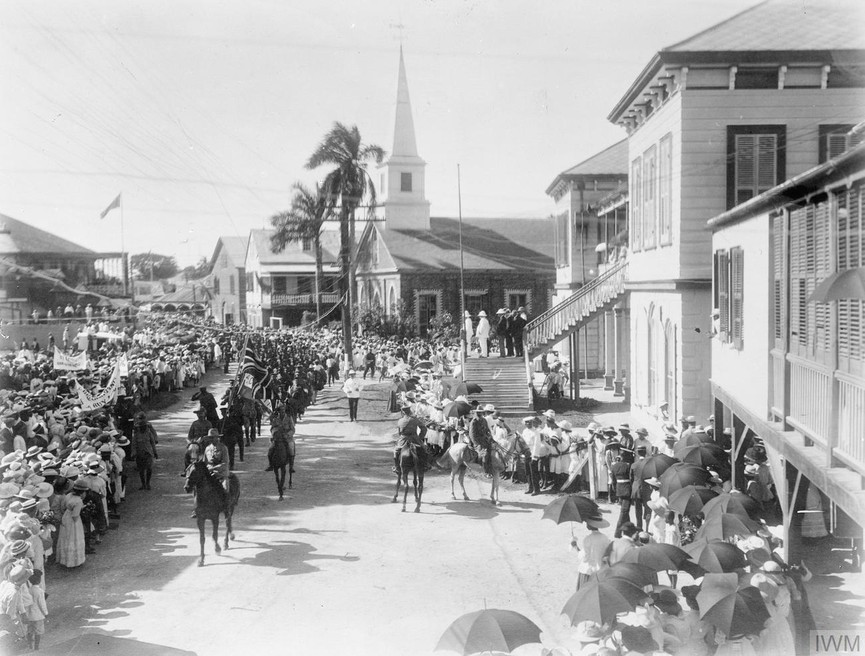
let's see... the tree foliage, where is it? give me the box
[355,299,416,340]
[130,253,178,280]
[181,256,211,280]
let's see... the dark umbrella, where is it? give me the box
[414,361,435,371]
[696,573,770,638]
[448,382,484,399]
[597,562,658,588]
[679,443,727,468]
[659,464,711,497]
[702,492,763,521]
[620,543,692,572]
[673,432,714,457]
[561,578,649,626]
[542,494,602,525]
[695,512,760,541]
[667,486,719,515]
[395,380,418,393]
[684,538,748,573]
[638,454,678,480]
[435,609,543,655]
[443,400,472,418]
[808,266,865,303]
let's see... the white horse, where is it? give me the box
[436,434,527,506]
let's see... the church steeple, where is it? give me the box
[381,47,430,231]
[392,47,418,158]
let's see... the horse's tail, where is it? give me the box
[435,450,452,470]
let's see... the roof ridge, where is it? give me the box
[661,0,770,53]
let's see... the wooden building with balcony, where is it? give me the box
[709,136,865,561]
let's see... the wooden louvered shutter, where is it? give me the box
[718,249,730,341]
[731,247,744,349]
[827,133,848,160]
[772,213,786,347]
[788,207,807,354]
[838,184,864,375]
[756,135,778,195]
[631,157,642,251]
[735,135,756,205]
[814,202,832,362]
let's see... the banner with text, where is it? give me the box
[77,362,122,411]
[53,348,88,371]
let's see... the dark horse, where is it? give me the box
[267,428,296,500]
[184,461,240,566]
[392,444,425,513]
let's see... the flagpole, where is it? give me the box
[119,193,127,298]
[457,164,466,382]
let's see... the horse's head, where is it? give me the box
[184,460,206,493]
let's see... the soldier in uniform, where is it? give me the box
[393,405,428,472]
[468,405,494,475]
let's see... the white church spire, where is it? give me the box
[381,47,430,231]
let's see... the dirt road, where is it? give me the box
[35,370,596,656]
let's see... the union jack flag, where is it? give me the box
[237,344,272,400]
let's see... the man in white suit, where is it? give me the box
[476,310,491,357]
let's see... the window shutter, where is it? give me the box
[643,146,657,249]
[631,157,642,251]
[731,247,744,349]
[659,134,673,246]
[788,208,806,352]
[735,135,756,205]
[827,133,848,159]
[814,202,832,359]
[772,213,785,345]
[838,185,864,375]
[718,249,730,341]
[756,135,778,194]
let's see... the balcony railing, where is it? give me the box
[524,260,628,353]
[271,293,339,307]
[836,373,865,474]
[787,355,833,448]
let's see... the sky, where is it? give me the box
[0,0,765,267]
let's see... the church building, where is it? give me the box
[354,49,556,335]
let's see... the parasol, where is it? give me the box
[395,380,418,393]
[679,443,727,468]
[448,382,484,399]
[702,492,763,521]
[808,267,865,303]
[659,463,711,498]
[696,573,770,638]
[638,454,678,480]
[542,494,601,525]
[673,432,714,457]
[695,512,760,541]
[667,485,719,515]
[620,543,692,572]
[596,562,658,588]
[561,578,649,626]
[684,538,748,573]
[435,609,543,655]
[414,361,435,371]
[443,400,473,418]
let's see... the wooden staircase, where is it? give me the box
[462,356,531,417]
[524,260,629,356]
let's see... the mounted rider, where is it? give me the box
[192,386,220,426]
[393,404,427,472]
[468,403,496,475]
[203,428,230,505]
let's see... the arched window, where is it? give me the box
[358,285,367,308]
[373,289,382,309]
[664,320,676,416]
[389,286,397,315]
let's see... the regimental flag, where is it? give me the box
[100,193,121,219]
[237,344,272,400]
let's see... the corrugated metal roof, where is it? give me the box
[0,213,96,256]
[665,0,865,53]
[378,217,555,271]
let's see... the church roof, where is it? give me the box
[377,217,555,271]
[248,229,338,265]
[546,139,628,196]
[210,236,248,269]
[0,213,96,256]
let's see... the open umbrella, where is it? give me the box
[808,266,865,303]
[667,486,719,515]
[542,494,601,525]
[443,400,472,418]
[448,382,484,399]
[695,512,760,541]
[414,360,435,371]
[659,464,710,497]
[435,609,543,655]
[395,379,418,393]
[638,454,678,480]
[684,538,747,573]
[696,573,770,638]
[702,492,763,521]
[673,432,714,457]
[620,543,692,572]
[561,578,649,626]
[679,443,726,468]
[597,562,658,588]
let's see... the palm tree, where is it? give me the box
[306,122,385,361]
[270,182,333,321]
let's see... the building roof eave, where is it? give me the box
[608,53,664,124]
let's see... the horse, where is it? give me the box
[240,397,257,445]
[392,444,426,513]
[437,433,528,506]
[184,460,240,567]
[268,427,296,500]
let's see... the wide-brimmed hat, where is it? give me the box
[652,589,682,616]
[617,423,631,432]
[7,563,30,585]
[483,403,496,413]
[542,409,556,419]
[558,420,573,432]
[72,478,88,491]
[19,498,37,512]
[645,477,662,488]
[0,483,18,499]
[35,482,53,498]
[9,539,29,556]
[496,308,506,315]
[573,620,605,643]
[635,427,649,437]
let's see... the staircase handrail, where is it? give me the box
[524,260,628,353]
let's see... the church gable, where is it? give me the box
[355,223,397,274]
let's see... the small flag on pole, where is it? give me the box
[100,193,121,219]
